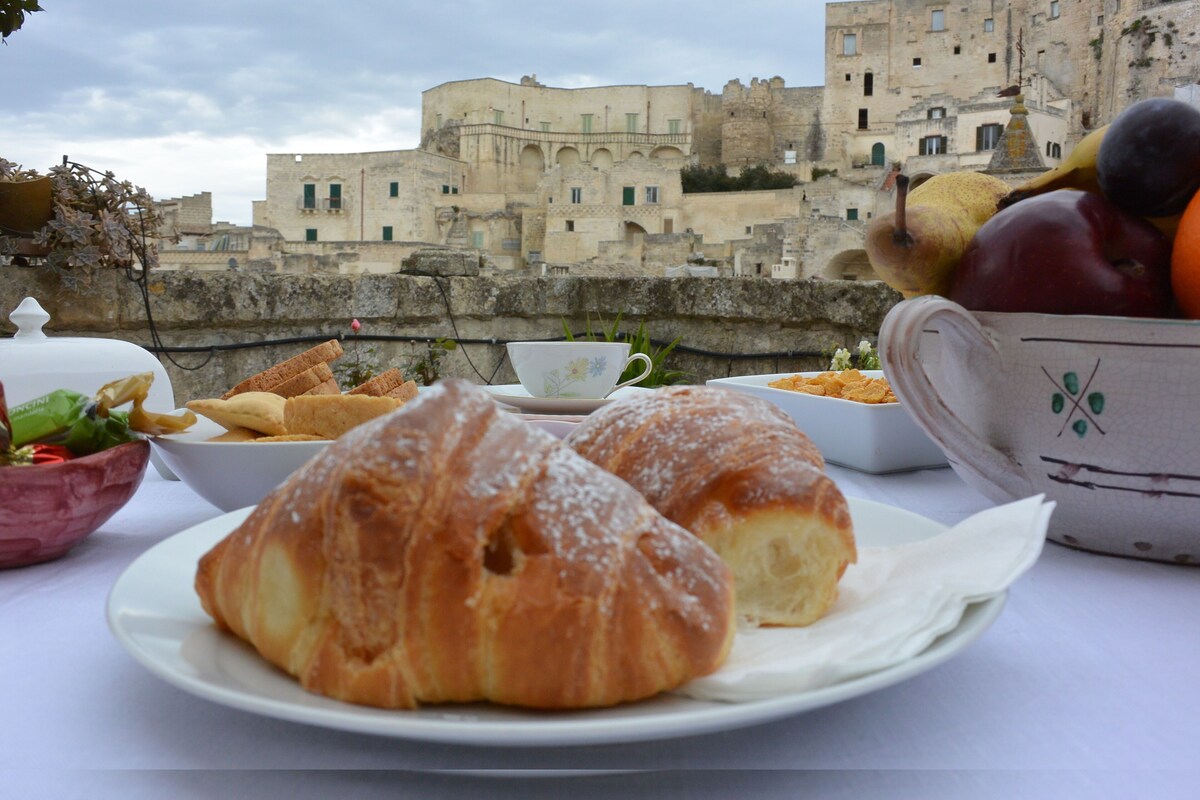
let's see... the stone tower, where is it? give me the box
[720,78,777,168]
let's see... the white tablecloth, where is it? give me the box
[2,465,1197,799]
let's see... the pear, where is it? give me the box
[865,171,1010,299]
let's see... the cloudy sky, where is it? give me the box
[3,1,830,225]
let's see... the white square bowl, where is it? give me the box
[705,371,948,474]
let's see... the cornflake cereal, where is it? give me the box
[768,369,898,404]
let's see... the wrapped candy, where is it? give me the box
[1,382,64,467]
[2,373,195,464]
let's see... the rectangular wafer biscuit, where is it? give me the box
[267,362,334,398]
[302,377,342,396]
[284,394,405,439]
[222,340,344,400]
[384,380,419,402]
[348,368,407,397]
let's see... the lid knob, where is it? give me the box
[10,297,51,340]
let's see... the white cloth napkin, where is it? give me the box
[677,495,1054,702]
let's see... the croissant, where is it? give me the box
[195,379,735,710]
[565,385,856,627]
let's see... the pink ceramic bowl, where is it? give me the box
[0,440,150,568]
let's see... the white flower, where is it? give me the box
[855,340,882,370]
[829,348,852,371]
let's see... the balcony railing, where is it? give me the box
[455,123,690,147]
[297,198,345,213]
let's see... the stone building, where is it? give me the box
[161,0,1200,280]
[252,149,465,246]
[421,76,696,192]
[156,191,255,269]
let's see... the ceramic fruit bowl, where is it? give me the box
[0,439,150,568]
[150,415,329,512]
[880,295,1200,564]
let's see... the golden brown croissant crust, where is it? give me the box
[195,379,735,710]
[565,385,856,627]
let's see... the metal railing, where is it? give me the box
[455,123,691,147]
[296,198,346,212]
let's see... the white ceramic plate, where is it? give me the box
[707,372,948,474]
[106,498,1004,747]
[483,384,652,414]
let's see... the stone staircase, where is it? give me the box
[444,213,469,248]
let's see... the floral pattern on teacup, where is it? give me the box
[542,357,609,397]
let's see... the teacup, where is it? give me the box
[506,341,653,399]
[880,295,1200,564]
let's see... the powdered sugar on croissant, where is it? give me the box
[195,379,735,710]
[566,385,856,627]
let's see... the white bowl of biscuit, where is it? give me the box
[151,414,331,512]
[154,387,417,512]
[152,342,421,511]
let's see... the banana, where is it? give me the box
[998,123,1182,243]
[998,125,1108,209]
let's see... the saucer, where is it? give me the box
[517,414,585,439]
[483,384,651,414]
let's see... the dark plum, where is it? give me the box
[1096,97,1200,218]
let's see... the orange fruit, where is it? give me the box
[1170,187,1200,319]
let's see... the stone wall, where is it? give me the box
[689,86,726,168]
[1,266,902,407]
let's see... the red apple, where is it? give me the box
[948,190,1173,317]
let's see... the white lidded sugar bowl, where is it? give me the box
[1,296,179,480]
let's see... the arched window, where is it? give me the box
[864,72,874,96]
[871,142,885,166]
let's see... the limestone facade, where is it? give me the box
[422,76,696,194]
[537,157,685,265]
[253,149,465,245]
[158,0,1199,281]
[820,0,1199,171]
